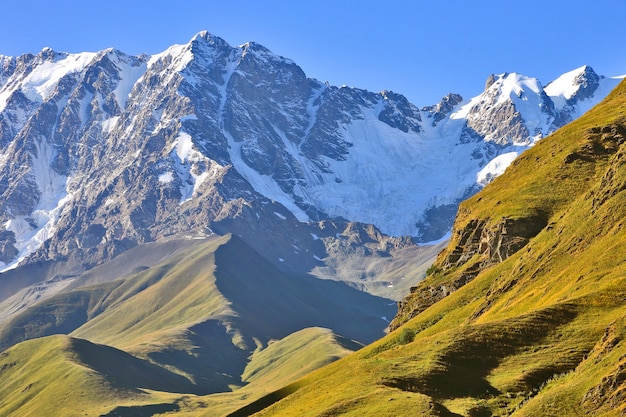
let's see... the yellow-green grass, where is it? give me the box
[242,267,625,416]
[72,235,233,351]
[179,327,362,417]
[0,235,233,354]
[0,233,382,415]
[0,335,187,417]
[0,326,363,417]
[242,327,362,389]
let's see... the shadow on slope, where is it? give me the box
[382,304,579,399]
[66,336,205,394]
[143,235,396,395]
[99,403,180,417]
[213,235,396,345]
[0,237,217,351]
[0,284,118,352]
[0,334,191,416]
[144,319,251,390]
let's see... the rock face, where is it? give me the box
[0,31,621,279]
[391,213,549,330]
[442,214,548,269]
[421,93,463,126]
[462,73,556,145]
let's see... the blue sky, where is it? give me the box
[1,0,625,106]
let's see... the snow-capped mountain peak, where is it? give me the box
[0,31,623,272]
[488,72,544,103]
[545,65,598,101]
[0,48,98,113]
[545,65,623,121]
[452,72,552,146]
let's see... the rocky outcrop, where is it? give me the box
[567,65,601,105]
[589,121,626,210]
[390,213,548,330]
[467,99,532,144]
[465,73,557,145]
[443,214,548,268]
[421,93,463,127]
[392,261,480,330]
[378,90,421,133]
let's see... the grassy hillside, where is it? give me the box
[183,327,363,417]
[241,327,361,387]
[0,328,361,417]
[225,80,626,416]
[0,233,396,415]
[0,335,192,417]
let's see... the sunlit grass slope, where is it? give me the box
[0,335,189,417]
[0,327,361,417]
[0,235,232,351]
[227,81,626,416]
[242,327,362,389]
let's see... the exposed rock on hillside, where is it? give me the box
[581,321,626,416]
[391,213,548,330]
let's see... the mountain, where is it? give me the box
[0,32,621,279]
[0,234,390,416]
[0,31,624,416]
[227,76,626,416]
[0,32,621,322]
[0,233,391,381]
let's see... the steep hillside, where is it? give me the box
[226,80,626,416]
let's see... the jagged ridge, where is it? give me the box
[0,32,621,278]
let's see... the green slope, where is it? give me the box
[0,236,232,352]
[68,233,392,392]
[226,80,626,416]
[241,327,362,391]
[0,327,361,417]
[0,233,396,415]
[0,335,193,417]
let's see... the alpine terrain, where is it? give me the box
[0,31,623,416]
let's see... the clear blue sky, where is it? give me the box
[1,0,625,106]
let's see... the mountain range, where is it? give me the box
[0,31,624,416]
[0,32,621,274]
